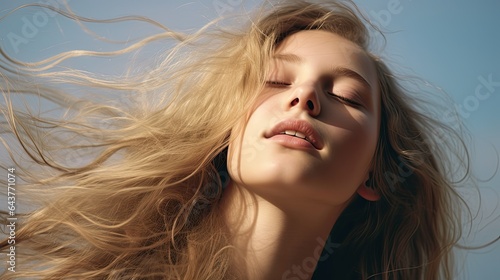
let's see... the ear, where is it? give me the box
[357,185,380,201]
[356,172,381,201]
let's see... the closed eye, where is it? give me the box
[266,81,291,87]
[328,92,362,107]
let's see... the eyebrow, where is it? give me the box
[272,53,372,90]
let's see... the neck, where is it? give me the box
[219,181,346,280]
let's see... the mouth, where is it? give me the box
[279,130,312,143]
[264,119,324,150]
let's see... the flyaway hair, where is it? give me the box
[0,1,479,279]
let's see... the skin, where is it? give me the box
[221,30,381,280]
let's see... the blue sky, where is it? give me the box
[1,0,499,278]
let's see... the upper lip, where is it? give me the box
[264,119,324,149]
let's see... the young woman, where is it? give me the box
[0,1,482,279]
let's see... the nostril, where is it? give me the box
[307,100,314,110]
[291,98,299,106]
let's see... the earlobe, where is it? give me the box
[356,172,381,201]
[356,185,381,201]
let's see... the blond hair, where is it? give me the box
[1,1,472,279]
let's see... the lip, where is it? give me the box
[264,119,324,150]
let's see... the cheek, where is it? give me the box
[350,115,378,149]
[321,114,379,182]
[227,120,246,182]
[350,115,378,155]
[226,101,280,184]
[226,112,263,182]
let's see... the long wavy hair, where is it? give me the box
[1,1,472,279]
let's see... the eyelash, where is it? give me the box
[266,81,291,86]
[328,92,361,106]
[265,81,361,106]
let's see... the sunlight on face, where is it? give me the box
[228,30,380,206]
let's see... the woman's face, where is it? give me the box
[228,30,380,206]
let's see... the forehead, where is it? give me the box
[273,30,377,90]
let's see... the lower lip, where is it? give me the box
[268,134,316,150]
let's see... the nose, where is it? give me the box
[288,84,321,116]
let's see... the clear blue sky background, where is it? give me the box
[1,0,499,279]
